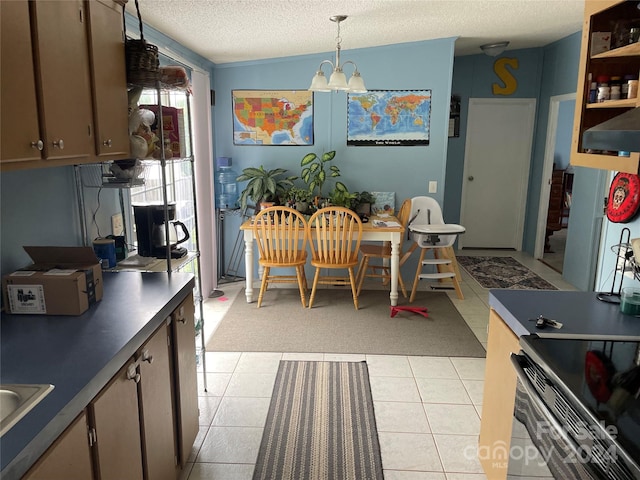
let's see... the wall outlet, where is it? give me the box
[428,181,437,193]
[111,213,124,236]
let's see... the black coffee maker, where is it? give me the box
[133,203,190,258]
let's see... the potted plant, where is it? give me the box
[289,186,314,213]
[354,191,375,215]
[300,150,340,200]
[328,182,358,208]
[236,166,296,211]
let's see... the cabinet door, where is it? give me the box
[138,323,178,480]
[86,0,130,159]
[478,309,521,480]
[23,411,93,480]
[31,0,94,162]
[172,293,199,466]
[90,360,144,480]
[0,0,42,166]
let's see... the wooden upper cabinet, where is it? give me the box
[571,0,640,174]
[86,0,130,159]
[31,0,94,163]
[0,0,43,167]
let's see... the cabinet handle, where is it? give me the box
[102,139,113,147]
[141,349,154,364]
[31,140,44,151]
[52,139,64,149]
[126,364,140,383]
[178,317,187,324]
[88,427,97,446]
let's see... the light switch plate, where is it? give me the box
[111,213,124,236]
[428,181,437,193]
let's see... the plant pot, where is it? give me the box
[295,201,309,213]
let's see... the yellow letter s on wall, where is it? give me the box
[492,57,518,95]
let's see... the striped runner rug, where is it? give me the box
[253,360,384,480]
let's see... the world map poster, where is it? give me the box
[347,90,431,146]
[232,90,314,146]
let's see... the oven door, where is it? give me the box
[509,353,599,480]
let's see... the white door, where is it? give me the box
[459,98,536,249]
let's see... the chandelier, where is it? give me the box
[308,15,367,93]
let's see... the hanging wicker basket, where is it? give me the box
[124,0,159,87]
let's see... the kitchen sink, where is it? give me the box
[0,384,54,436]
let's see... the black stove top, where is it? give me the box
[520,335,640,471]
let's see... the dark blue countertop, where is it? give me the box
[0,271,195,480]
[489,289,640,340]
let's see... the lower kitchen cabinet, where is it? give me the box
[477,309,520,480]
[22,412,93,480]
[19,293,198,480]
[138,323,179,480]
[89,360,143,480]
[172,293,199,466]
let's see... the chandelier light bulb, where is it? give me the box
[308,15,367,93]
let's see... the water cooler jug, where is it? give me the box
[215,156,239,209]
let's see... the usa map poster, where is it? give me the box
[347,90,431,146]
[232,90,314,145]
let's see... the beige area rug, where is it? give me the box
[207,288,486,357]
[253,361,383,480]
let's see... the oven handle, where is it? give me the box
[510,353,591,464]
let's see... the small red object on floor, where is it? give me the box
[390,306,429,318]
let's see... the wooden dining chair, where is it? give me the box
[307,206,363,309]
[355,198,416,297]
[252,206,308,308]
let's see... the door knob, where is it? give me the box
[31,140,44,151]
[102,139,113,147]
[468,176,474,181]
[52,139,64,149]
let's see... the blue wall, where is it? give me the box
[554,100,575,170]
[445,32,582,254]
[213,38,457,274]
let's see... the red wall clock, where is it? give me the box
[606,172,640,223]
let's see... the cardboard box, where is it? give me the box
[2,247,103,315]
[140,104,186,158]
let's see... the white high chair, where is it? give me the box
[408,196,465,301]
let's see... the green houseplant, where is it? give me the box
[328,182,357,208]
[236,166,296,210]
[354,191,375,215]
[300,150,340,199]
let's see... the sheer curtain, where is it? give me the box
[191,70,218,297]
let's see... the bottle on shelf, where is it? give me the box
[215,156,239,210]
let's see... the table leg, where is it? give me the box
[244,231,254,303]
[390,233,400,306]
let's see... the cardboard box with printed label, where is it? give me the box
[2,246,103,315]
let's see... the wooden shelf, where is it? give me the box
[570,0,640,173]
[591,42,640,59]
[586,98,638,108]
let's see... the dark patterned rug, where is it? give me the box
[253,361,383,480]
[456,256,558,290]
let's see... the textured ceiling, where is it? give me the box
[131,0,585,65]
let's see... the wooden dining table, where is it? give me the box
[239,214,406,306]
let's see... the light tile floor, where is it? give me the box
[183,250,576,480]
